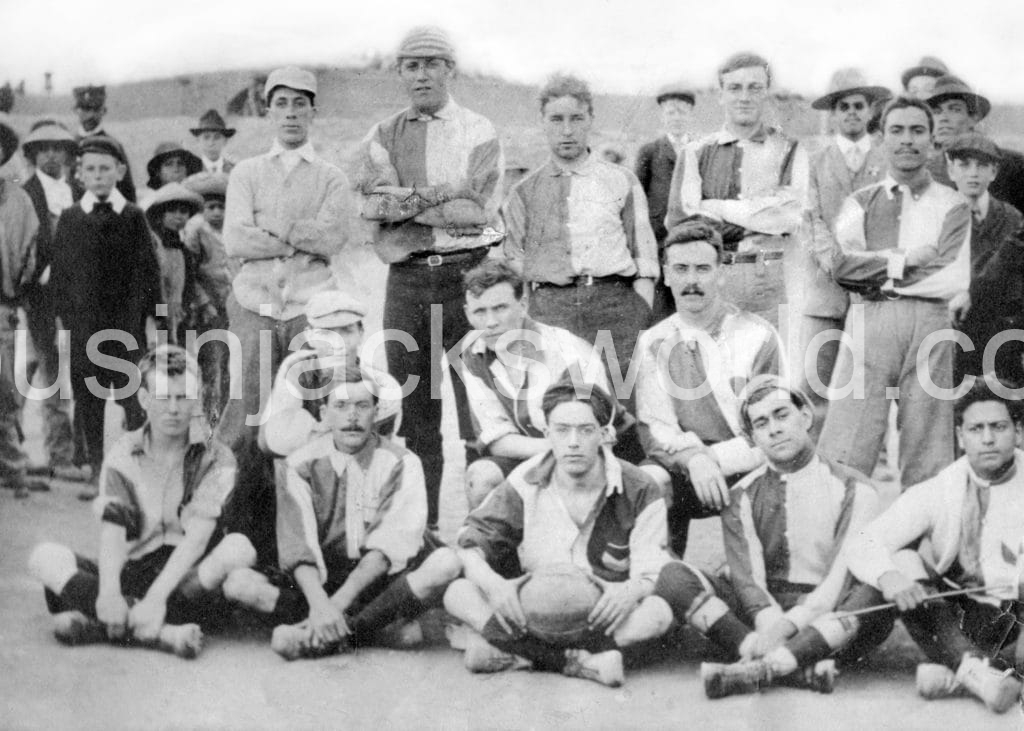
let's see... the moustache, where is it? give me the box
[680,285,705,296]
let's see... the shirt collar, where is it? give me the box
[268,138,317,162]
[405,97,456,122]
[546,153,597,177]
[666,132,690,150]
[966,450,1019,488]
[713,124,771,145]
[37,169,72,198]
[78,125,104,138]
[201,155,223,173]
[328,431,380,472]
[835,134,871,156]
[882,171,933,200]
[80,187,127,213]
[777,453,820,482]
[973,192,991,220]
[469,317,542,355]
[523,445,623,497]
[129,421,208,457]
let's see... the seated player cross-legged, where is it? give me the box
[27,346,255,658]
[654,377,891,698]
[847,376,1024,715]
[444,378,676,687]
[223,364,461,660]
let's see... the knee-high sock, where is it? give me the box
[901,599,980,669]
[348,577,425,645]
[46,571,99,616]
[785,628,833,667]
[655,561,749,655]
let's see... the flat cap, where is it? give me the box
[73,85,106,110]
[397,26,456,63]
[305,290,368,329]
[901,56,949,90]
[946,132,1002,163]
[184,171,229,200]
[264,66,317,102]
[927,75,991,120]
[78,135,126,164]
[655,83,696,106]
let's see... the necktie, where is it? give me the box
[972,207,983,228]
[846,146,864,173]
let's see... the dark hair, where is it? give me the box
[138,345,200,390]
[463,259,524,300]
[541,377,615,427]
[663,218,725,264]
[539,74,593,116]
[954,375,1024,426]
[880,96,934,134]
[267,86,315,106]
[738,375,811,435]
[718,52,772,88]
[327,363,380,404]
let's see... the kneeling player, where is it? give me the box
[27,346,254,658]
[847,376,1024,714]
[655,377,891,697]
[224,365,460,659]
[444,378,675,687]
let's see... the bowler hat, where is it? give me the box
[811,69,890,111]
[190,109,236,138]
[0,120,19,166]
[145,182,203,222]
[305,290,368,329]
[946,132,1002,164]
[900,56,949,90]
[264,67,317,103]
[655,83,696,106]
[22,123,77,160]
[73,85,106,110]
[926,75,991,120]
[146,142,203,189]
[78,135,126,164]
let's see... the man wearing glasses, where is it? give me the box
[356,26,504,535]
[665,52,808,333]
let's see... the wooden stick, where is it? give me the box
[833,583,1015,619]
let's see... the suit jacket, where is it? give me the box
[964,196,1023,328]
[929,145,1024,217]
[804,139,887,317]
[635,135,677,243]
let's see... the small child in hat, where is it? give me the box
[140,142,203,210]
[145,182,204,344]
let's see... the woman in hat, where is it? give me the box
[139,142,203,210]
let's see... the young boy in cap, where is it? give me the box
[945,132,1024,384]
[72,85,136,202]
[27,345,257,659]
[0,119,48,498]
[183,172,233,422]
[219,65,352,566]
[50,135,162,499]
[140,142,203,210]
[20,122,79,476]
[146,182,205,344]
[189,110,235,175]
[635,83,695,320]
[259,290,401,458]
[223,364,461,660]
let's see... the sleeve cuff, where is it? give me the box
[709,438,763,476]
[886,251,906,279]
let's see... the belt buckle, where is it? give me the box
[426,254,443,267]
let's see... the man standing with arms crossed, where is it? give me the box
[356,26,504,534]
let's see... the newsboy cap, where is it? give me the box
[305,290,368,329]
[396,26,456,63]
[264,66,317,103]
[945,132,1002,164]
[78,135,126,164]
[655,83,696,106]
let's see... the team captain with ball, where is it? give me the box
[18,23,1024,715]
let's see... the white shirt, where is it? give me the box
[201,155,225,174]
[835,134,872,172]
[79,188,127,214]
[37,170,73,218]
[269,139,317,176]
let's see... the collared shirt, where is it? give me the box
[636,303,783,476]
[200,155,229,175]
[503,156,659,284]
[971,191,990,222]
[724,455,879,629]
[279,433,426,581]
[832,173,971,301]
[835,134,872,171]
[357,97,504,263]
[80,188,127,214]
[666,132,691,156]
[95,425,236,562]
[458,448,670,586]
[458,318,614,448]
[36,169,73,218]
[848,451,1024,606]
[224,139,352,320]
[666,125,809,239]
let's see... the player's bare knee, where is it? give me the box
[614,595,674,646]
[409,548,463,597]
[443,578,478,614]
[212,533,257,569]
[27,542,77,591]
[465,460,504,512]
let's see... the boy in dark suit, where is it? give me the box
[50,136,161,500]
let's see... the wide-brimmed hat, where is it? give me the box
[22,122,77,160]
[900,56,949,90]
[926,75,991,120]
[811,69,891,111]
[190,109,235,138]
[145,182,203,222]
[0,119,18,166]
[73,85,106,111]
[655,83,696,106]
[146,142,203,189]
[184,171,229,201]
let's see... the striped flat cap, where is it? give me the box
[397,26,456,63]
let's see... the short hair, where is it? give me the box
[880,96,934,134]
[267,86,315,106]
[539,74,593,116]
[718,52,772,88]
[138,345,200,390]
[326,363,380,404]
[541,377,615,428]
[954,375,1024,426]
[463,259,525,300]
[663,218,725,264]
[738,375,811,436]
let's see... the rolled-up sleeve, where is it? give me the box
[277,462,328,581]
[458,481,524,571]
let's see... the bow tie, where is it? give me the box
[91,200,113,215]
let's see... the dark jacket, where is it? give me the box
[635,135,677,243]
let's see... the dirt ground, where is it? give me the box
[0,247,1019,730]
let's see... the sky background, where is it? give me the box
[4,0,1024,102]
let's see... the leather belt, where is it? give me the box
[396,247,490,268]
[530,274,634,291]
[721,250,784,266]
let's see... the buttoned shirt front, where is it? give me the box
[503,156,659,284]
